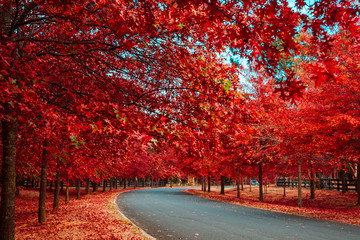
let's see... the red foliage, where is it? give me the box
[14,188,145,240]
[187,186,360,226]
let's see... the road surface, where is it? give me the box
[116,187,360,240]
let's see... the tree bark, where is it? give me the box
[60,181,64,192]
[249,177,252,192]
[220,176,225,195]
[259,162,263,202]
[236,169,240,198]
[103,179,106,192]
[49,180,53,192]
[207,176,211,192]
[38,140,49,223]
[53,170,60,210]
[110,178,113,190]
[283,177,286,197]
[93,181,97,192]
[114,178,118,189]
[0,117,18,240]
[86,179,90,195]
[341,167,347,194]
[65,183,69,204]
[123,178,127,189]
[201,177,205,191]
[298,161,302,208]
[310,165,315,199]
[241,176,244,191]
[76,179,81,199]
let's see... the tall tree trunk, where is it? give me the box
[357,163,360,205]
[283,177,286,197]
[151,176,153,187]
[124,178,127,189]
[49,180,53,192]
[0,117,18,240]
[65,183,69,204]
[207,176,211,192]
[220,176,225,195]
[134,178,137,189]
[114,178,118,189]
[236,169,240,198]
[259,162,263,202]
[241,176,244,191]
[93,181,97,192]
[341,167,347,194]
[249,177,252,192]
[201,177,205,192]
[298,161,302,208]
[86,179,90,195]
[110,178,113,191]
[76,179,81,199]
[53,170,60,210]
[170,177,173,188]
[103,180,106,192]
[310,165,315,199]
[60,181,64,192]
[38,140,49,223]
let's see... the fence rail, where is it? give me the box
[276,177,358,191]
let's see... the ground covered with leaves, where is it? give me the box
[15,188,147,240]
[187,185,360,226]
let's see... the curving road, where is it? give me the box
[116,187,360,240]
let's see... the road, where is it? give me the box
[116,187,360,240]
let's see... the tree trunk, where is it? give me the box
[341,167,347,194]
[124,178,127,189]
[49,180,53,192]
[170,177,173,188]
[53,170,60,210]
[220,176,225,195]
[249,178,252,192]
[38,140,49,223]
[76,179,81,199]
[0,117,18,240]
[65,183,69,204]
[60,181,64,192]
[86,179,90,195]
[259,162,263,202]
[357,163,360,205]
[207,176,211,192]
[237,169,240,198]
[241,176,244,191]
[151,176,153,187]
[110,178,113,191]
[298,161,302,208]
[201,177,205,192]
[93,181,97,192]
[310,166,315,199]
[283,177,286,197]
[114,178,118,189]
[103,180,106,192]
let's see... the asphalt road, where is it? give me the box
[116,187,360,240]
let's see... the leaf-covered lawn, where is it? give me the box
[15,188,147,240]
[187,185,360,226]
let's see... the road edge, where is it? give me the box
[114,191,156,240]
[184,189,360,228]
